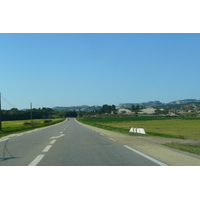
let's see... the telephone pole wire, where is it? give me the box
[0,92,2,130]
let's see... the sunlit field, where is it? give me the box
[0,118,64,137]
[78,116,200,140]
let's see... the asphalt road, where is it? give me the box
[0,118,166,166]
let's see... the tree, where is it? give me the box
[154,108,161,115]
[163,109,169,115]
[195,107,200,112]
[136,105,140,110]
[111,105,116,114]
[101,104,109,113]
[65,111,77,117]
[10,108,19,114]
[134,111,138,117]
[131,105,135,111]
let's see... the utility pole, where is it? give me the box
[0,93,2,130]
[30,102,33,124]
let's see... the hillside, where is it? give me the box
[53,105,101,112]
[53,99,200,111]
[117,101,163,108]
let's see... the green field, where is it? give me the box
[78,116,200,155]
[77,116,200,140]
[0,118,64,137]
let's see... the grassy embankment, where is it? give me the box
[77,115,200,155]
[0,118,65,138]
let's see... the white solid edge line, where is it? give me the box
[28,155,45,166]
[124,145,168,166]
[0,138,10,142]
[42,145,52,152]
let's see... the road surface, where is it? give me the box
[0,118,166,166]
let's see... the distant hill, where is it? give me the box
[53,99,200,112]
[118,99,200,110]
[117,101,163,108]
[53,105,101,112]
[167,99,200,105]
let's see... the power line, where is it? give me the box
[0,93,18,130]
[1,95,16,108]
[0,93,2,130]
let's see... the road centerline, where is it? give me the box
[28,155,45,166]
[49,140,56,144]
[42,145,52,152]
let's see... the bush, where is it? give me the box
[24,122,32,126]
[43,120,53,123]
[23,121,41,126]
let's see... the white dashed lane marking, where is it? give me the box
[109,137,116,141]
[49,140,56,144]
[28,155,45,166]
[28,121,70,166]
[42,145,52,152]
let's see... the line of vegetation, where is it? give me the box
[1,107,69,121]
[0,118,65,138]
[163,143,200,156]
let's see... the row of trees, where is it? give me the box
[131,105,144,111]
[154,108,169,115]
[3,103,182,121]
[76,104,117,116]
[1,107,65,121]
[1,104,117,121]
[180,104,200,112]
[100,104,116,114]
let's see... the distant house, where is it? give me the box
[117,108,132,114]
[166,112,178,117]
[139,107,156,114]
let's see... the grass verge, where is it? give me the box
[0,118,65,138]
[163,143,200,156]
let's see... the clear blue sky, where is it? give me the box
[1,33,200,109]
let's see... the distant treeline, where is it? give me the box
[1,104,118,121]
[1,103,153,121]
[1,108,68,121]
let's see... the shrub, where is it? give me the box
[24,121,41,126]
[24,122,32,126]
[43,120,53,123]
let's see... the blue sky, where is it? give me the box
[0,33,200,109]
